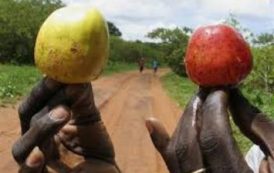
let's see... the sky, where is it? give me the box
[62,0,274,41]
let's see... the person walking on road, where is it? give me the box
[152,59,158,75]
[138,57,145,73]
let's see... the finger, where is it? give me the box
[12,106,70,164]
[27,88,72,163]
[145,117,170,156]
[229,88,274,158]
[199,90,252,173]
[28,83,96,129]
[65,83,100,122]
[166,90,206,173]
[19,77,64,134]
[19,147,45,173]
[56,83,112,160]
[57,121,116,164]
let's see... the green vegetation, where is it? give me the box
[103,62,136,75]
[158,17,274,155]
[109,36,166,65]
[0,0,64,64]
[0,1,272,153]
[0,64,41,104]
[161,72,197,107]
[0,62,136,104]
[147,27,192,76]
[0,0,161,65]
[161,72,274,153]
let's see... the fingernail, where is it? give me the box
[26,147,44,167]
[49,106,70,120]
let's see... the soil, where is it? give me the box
[0,69,182,173]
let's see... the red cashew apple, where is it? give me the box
[185,24,253,87]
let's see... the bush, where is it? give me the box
[0,0,64,64]
[147,27,191,76]
[109,36,165,65]
[244,46,274,93]
[166,48,187,77]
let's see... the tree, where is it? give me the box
[223,13,254,43]
[253,33,274,45]
[107,21,122,37]
[147,27,191,76]
[109,36,165,64]
[0,0,64,64]
[247,46,274,93]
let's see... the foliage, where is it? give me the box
[0,0,64,64]
[223,13,254,43]
[0,0,123,64]
[253,33,274,45]
[244,46,274,94]
[103,61,136,75]
[230,119,253,153]
[147,27,191,76]
[0,62,136,104]
[161,72,197,107]
[161,71,273,153]
[0,64,41,104]
[109,36,165,66]
[242,45,274,116]
[107,21,122,37]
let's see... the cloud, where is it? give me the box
[62,0,274,41]
[197,0,272,16]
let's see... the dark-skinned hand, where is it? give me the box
[12,77,120,173]
[13,77,274,173]
[146,88,274,173]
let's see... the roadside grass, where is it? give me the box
[103,62,136,75]
[161,72,197,107]
[0,64,41,105]
[0,62,136,104]
[161,72,274,153]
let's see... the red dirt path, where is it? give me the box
[0,69,182,173]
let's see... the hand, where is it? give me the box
[12,77,120,173]
[229,88,274,172]
[146,89,252,173]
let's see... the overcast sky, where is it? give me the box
[62,0,274,41]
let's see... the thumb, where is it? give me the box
[145,117,170,155]
[12,105,71,164]
[19,147,45,173]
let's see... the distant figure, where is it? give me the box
[152,60,158,75]
[138,57,145,73]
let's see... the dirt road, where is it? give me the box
[0,70,182,173]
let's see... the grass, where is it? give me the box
[161,72,197,107]
[0,62,136,104]
[161,71,274,153]
[103,62,136,75]
[0,64,41,104]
